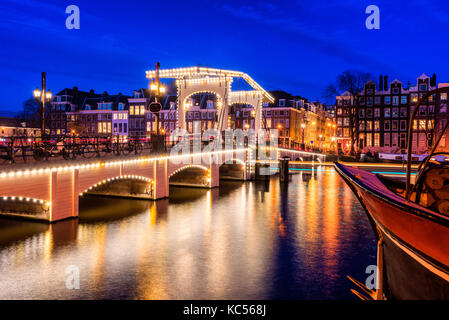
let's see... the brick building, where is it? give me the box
[336,74,444,154]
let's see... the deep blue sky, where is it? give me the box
[1,0,449,112]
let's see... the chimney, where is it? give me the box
[73,86,78,95]
[384,75,389,91]
[89,89,95,95]
[379,75,383,92]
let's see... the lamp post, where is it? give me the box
[33,72,52,135]
[319,134,323,151]
[301,123,306,146]
[277,123,283,147]
[149,62,167,152]
[149,62,166,136]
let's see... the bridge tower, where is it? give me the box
[145,67,274,132]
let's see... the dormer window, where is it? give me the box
[419,84,428,91]
[279,99,285,107]
[393,88,400,94]
[118,103,124,110]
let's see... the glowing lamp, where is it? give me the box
[33,88,41,98]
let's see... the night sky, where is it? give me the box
[1,0,448,112]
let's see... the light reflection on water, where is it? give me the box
[0,167,376,299]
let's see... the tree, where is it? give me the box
[324,70,373,155]
[18,97,41,122]
[17,96,51,132]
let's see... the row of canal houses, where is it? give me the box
[336,73,449,154]
[48,87,337,151]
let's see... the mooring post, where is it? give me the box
[279,156,290,183]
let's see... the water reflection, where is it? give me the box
[0,168,376,299]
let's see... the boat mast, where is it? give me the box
[406,87,449,200]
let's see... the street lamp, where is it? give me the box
[319,134,323,151]
[149,62,167,136]
[33,72,52,135]
[301,123,306,146]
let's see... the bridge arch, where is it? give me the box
[80,175,155,200]
[177,79,231,132]
[229,91,263,131]
[169,164,211,188]
[219,158,246,180]
[182,91,224,133]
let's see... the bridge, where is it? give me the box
[0,66,327,223]
[145,66,275,132]
[0,144,325,223]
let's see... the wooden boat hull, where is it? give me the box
[334,162,449,299]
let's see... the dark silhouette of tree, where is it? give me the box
[17,96,49,131]
[18,97,41,122]
[324,70,373,155]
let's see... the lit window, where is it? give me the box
[374,133,380,147]
[393,96,399,106]
[130,106,134,115]
[374,121,380,131]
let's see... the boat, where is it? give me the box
[335,87,449,300]
[378,152,428,163]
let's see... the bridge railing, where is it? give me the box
[0,132,326,166]
[0,134,163,165]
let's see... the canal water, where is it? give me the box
[0,166,377,299]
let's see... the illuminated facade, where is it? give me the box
[336,74,444,154]
[232,92,336,151]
